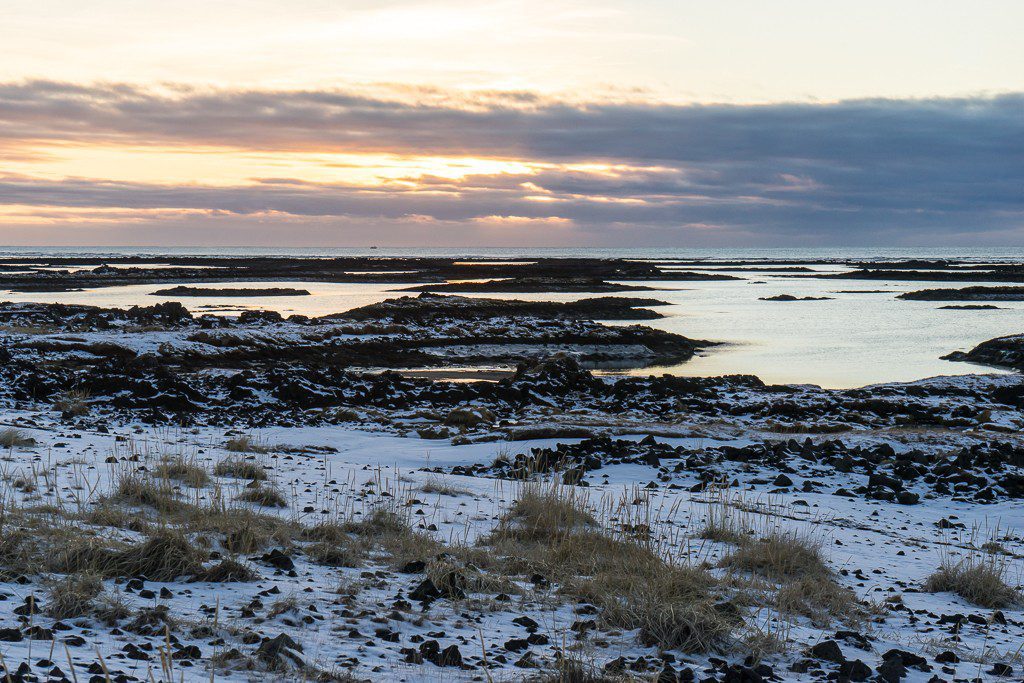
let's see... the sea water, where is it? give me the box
[0,246,1020,388]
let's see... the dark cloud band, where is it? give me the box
[0,81,1021,243]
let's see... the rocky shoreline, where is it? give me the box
[0,297,1020,438]
[0,295,717,425]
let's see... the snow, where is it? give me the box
[0,407,1019,681]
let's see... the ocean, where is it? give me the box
[0,246,1020,388]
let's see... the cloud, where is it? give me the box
[0,81,1021,245]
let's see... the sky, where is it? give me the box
[0,0,1022,247]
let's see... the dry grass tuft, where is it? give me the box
[347,508,412,537]
[46,572,103,619]
[593,566,733,652]
[111,529,207,581]
[213,457,268,481]
[52,538,117,575]
[774,575,858,623]
[301,521,351,545]
[153,456,209,488]
[490,485,597,545]
[721,528,857,625]
[236,483,288,508]
[306,541,364,568]
[187,507,295,554]
[300,522,367,567]
[924,553,1022,608]
[531,657,619,682]
[697,497,751,545]
[420,478,469,497]
[115,528,205,581]
[485,484,732,653]
[93,591,132,626]
[82,502,149,532]
[225,435,270,454]
[110,470,185,514]
[54,389,90,416]
[742,618,791,662]
[166,501,296,557]
[0,428,36,449]
[721,529,829,580]
[336,508,441,568]
[194,558,258,582]
[56,529,206,581]
[0,527,30,568]
[699,523,749,546]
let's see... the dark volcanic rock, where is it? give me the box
[152,286,311,297]
[938,304,1002,310]
[396,277,665,293]
[807,640,844,664]
[943,335,1024,372]
[831,268,1024,283]
[759,294,833,301]
[256,634,304,669]
[900,286,1024,301]
[0,297,714,422]
[454,433,1024,503]
[332,292,673,321]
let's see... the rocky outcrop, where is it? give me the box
[331,292,673,321]
[759,294,833,301]
[938,304,1002,310]
[944,334,1024,372]
[151,286,311,297]
[396,277,663,293]
[900,286,1024,301]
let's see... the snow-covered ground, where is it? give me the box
[0,403,1020,682]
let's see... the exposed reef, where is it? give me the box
[152,286,311,297]
[899,286,1024,301]
[944,334,1024,372]
[396,277,661,293]
[759,294,834,301]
